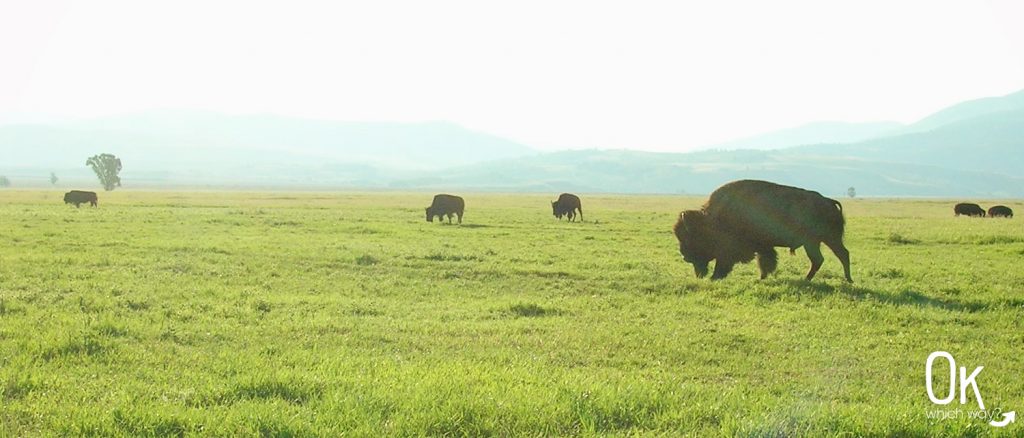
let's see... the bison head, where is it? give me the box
[425,207,434,222]
[674,210,715,278]
[551,201,563,219]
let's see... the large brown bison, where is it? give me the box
[988,205,1013,218]
[551,193,583,222]
[673,180,852,282]
[954,203,986,217]
[426,194,464,224]
[63,190,98,208]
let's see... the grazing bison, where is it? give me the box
[426,194,464,224]
[673,180,852,282]
[954,203,986,217]
[63,190,98,208]
[988,205,1013,218]
[551,193,583,222]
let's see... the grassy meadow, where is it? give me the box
[1,190,1023,436]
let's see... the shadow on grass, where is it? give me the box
[778,280,1024,312]
[218,379,323,405]
[457,223,491,229]
[502,302,564,318]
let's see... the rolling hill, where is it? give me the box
[391,148,1024,197]
[792,108,1024,176]
[900,88,1024,133]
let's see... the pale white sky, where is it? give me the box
[1,0,1022,151]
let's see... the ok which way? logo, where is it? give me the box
[925,351,1015,428]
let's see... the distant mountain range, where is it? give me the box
[791,108,1024,177]
[905,89,1024,133]
[706,121,903,151]
[1,89,1022,196]
[395,89,1024,196]
[392,148,1021,197]
[399,89,1024,197]
[705,89,1024,151]
[0,111,535,186]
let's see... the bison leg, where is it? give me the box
[804,243,825,281]
[577,207,582,222]
[825,239,853,283]
[710,260,736,280]
[756,248,778,279]
[456,212,463,224]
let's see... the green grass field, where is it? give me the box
[1,190,1023,436]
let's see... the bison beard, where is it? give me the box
[674,180,853,282]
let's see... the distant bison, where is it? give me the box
[954,203,985,217]
[551,193,583,222]
[673,180,852,282]
[426,194,464,224]
[63,190,98,208]
[988,205,1013,218]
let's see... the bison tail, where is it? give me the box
[828,198,846,234]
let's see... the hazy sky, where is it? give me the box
[2,0,1022,151]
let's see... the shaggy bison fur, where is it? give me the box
[426,194,465,224]
[673,180,852,282]
[63,190,98,208]
[954,203,986,217]
[988,205,1013,218]
[551,193,583,222]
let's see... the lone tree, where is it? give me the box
[0,176,10,187]
[86,153,122,191]
[847,187,856,199]
[50,172,58,186]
